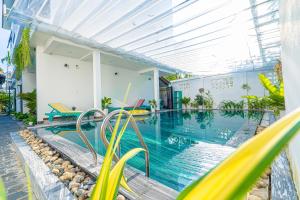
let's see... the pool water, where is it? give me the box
[43,110,262,191]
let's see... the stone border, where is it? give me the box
[35,128,178,200]
[10,132,74,200]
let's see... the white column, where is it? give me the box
[153,68,160,110]
[280,0,300,194]
[93,51,102,109]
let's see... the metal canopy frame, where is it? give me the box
[4,0,280,75]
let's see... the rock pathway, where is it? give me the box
[0,114,36,200]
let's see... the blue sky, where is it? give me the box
[0,1,11,72]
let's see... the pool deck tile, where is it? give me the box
[0,114,37,200]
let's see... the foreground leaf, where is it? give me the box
[178,108,300,200]
[0,179,6,200]
[106,148,145,200]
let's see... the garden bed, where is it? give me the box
[18,129,96,200]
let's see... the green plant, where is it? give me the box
[149,99,157,109]
[19,90,36,115]
[190,100,199,109]
[92,84,145,200]
[23,114,37,126]
[243,61,285,115]
[241,83,251,96]
[259,73,285,112]
[101,97,112,110]
[194,89,213,109]
[195,94,204,107]
[181,97,191,109]
[243,95,268,111]
[203,91,214,110]
[0,92,10,112]
[164,73,192,81]
[13,28,31,80]
[220,100,244,110]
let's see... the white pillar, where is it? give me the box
[153,68,160,110]
[280,0,300,194]
[93,51,102,109]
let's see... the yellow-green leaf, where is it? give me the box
[258,74,278,95]
[106,148,145,200]
[0,178,6,200]
[25,165,32,200]
[177,108,300,200]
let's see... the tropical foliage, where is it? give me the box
[164,73,192,81]
[194,88,214,109]
[12,28,31,80]
[91,84,145,200]
[181,97,191,109]
[19,90,36,115]
[243,61,285,115]
[101,97,112,110]
[219,100,244,111]
[148,99,157,109]
[0,92,10,112]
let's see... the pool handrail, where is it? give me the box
[76,108,113,165]
[100,109,150,177]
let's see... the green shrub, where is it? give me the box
[181,97,191,109]
[0,92,9,112]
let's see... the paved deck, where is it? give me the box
[0,114,36,200]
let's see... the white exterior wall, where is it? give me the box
[36,46,94,121]
[101,64,154,106]
[22,69,36,113]
[171,70,272,108]
[35,46,154,121]
[280,0,300,194]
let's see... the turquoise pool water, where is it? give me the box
[43,110,262,191]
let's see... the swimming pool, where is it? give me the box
[41,110,262,191]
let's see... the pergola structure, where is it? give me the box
[3,0,280,75]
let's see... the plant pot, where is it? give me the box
[103,108,108,115]
[151,107,156,113]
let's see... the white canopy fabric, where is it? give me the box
[5,0,280,75]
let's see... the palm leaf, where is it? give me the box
[106,148,145,200]
[258,74,278,95]
[92,84,133,200]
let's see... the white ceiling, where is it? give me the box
[9,0,280,75]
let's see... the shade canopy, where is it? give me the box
[4,0,280,75]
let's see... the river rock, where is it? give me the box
[52,168,60,175]
[73,174,85,183]
[63,172,75,180]
[117,194,126,200]
[54,158,64,165]
[248,194,263,200]
[250,188,268,200]
[62,161,71,168]
[69,181,80,190]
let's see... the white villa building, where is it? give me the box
[3,0,300,197]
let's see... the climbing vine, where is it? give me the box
[13,28,31,80]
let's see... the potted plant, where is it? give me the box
[101,97,112,114]
[149,99,157,112]
[181,97,191,109]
